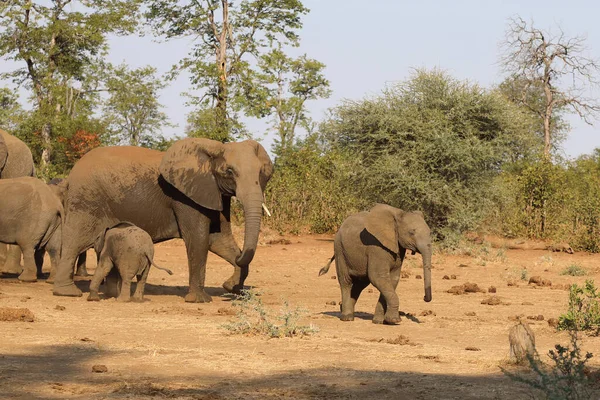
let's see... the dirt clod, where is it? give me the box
[527,315,544,321]
[521,302,533,305]
[330,275,336,280]
[415,275,422,279]
[325,301,336,306]
[451,274,457,279]
[266,238,292,245]
[507,279,518,287]
[55,305,65,311]
[419,310,435,317]
[481,296,502,305]
[217,307,236,316]
[465,311,476,316]
[465,346,481,351]
[400,270,411,278]
[458,264,469,268]
[442,275,450,280]
[488,286,496,293]
[447,282,485,295]
[92,365,108,373]
[547,318,559,328]
[0,307,34,322]
[528,276,552,287]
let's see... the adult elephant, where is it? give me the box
[0,129,36,276]
[52,138,273,302]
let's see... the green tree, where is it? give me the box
[102,64,171,148]
[0,0,141,169]
[0,87,25,131]
[147,0,309,142]
[500,16,600,158]
[322,68,539,239]
[248,47,331,155]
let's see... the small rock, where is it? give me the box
[442,275,450,280]
[330,275,336,280]
[326,301,336,306]
[80,337,93,342]
[481,296,502,305]
[541,279,552,287]
[507,279,518,287]
[488,286,497,293]
[55,305,65,311]
[528,276,543,285]
[547,318,559,328]
[447,285,465,295]
[419,310,435,316]
[20,296,31,303]
[92,365,108,373]
[415,275,422,279]
[464,283,484,293]
[465,346,481,351]
[527,315,544,321]
[450,275,457,279]
[458,264,469,268]
[465,311,476,316]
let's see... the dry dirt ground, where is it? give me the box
[1,234,600,399]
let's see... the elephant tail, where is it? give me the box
[146,255,174,275]
[318,255,335,276]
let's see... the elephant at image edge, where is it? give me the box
[0,129,36,275]
[319,204,432,324]
[52,138,273,302]
[0,177,63,282]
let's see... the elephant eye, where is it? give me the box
[225,167,235,176]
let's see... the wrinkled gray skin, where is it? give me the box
[88,222,173,302]
[0,130,36,275]
[46,178,88,280]
[319,204,433,324]
[53,138,273,303]
[0,177,63,282]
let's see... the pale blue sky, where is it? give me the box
[9,1,600,157]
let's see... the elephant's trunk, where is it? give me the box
[419,243,433,302]
[235,190,264,268]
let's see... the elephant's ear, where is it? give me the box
[0,132,8,175]
[364,204,401,254]
[248,140,273,190]
[94,227,111,260]
[159,138,224,211]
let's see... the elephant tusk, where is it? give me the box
[262,203,272,217]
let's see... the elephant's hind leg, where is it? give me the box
[132,264,151,302]
[2,244,23,274]
[18,246,37,282]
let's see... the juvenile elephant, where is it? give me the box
[88,222,173,302]
[53,138,273,302]
[0,129,36,274]
[0,177,63,282]
[319,204,432,324]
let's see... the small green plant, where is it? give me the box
[503,330,595,400]
[221,290,319,338]
[558,280,600,335]
[520,268,529,281]
[495,248,507,262]
[561,264,588,277]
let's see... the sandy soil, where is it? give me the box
[1,234,599,399]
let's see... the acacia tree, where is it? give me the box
[147,0,309,142]
[0,0,141,169]
[248,47,330,155]
[500,16,600,158]
[103,64,171,147]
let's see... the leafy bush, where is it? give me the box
[558,280,600,335]
[503,330,595,400]
[221,290,319,338]
[561,265,588,277]
[321,68,539,241]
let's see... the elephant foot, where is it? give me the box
[53,284,83,297]
[46,273,56,284]
[117,297,131,303]
[384,312,401,325]
[184,290,212,303]
[131,296,145,303]
[222,279,244,295]
[3,264,23,275]
[372,316,384,324]
[340,314,354,322]
[87,292,101,302]
[18,271,37,282]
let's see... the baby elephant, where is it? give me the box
[319,204,432,324]
[88,222,173,302]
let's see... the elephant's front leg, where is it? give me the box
[368,250,400,325]
[180,216,212,303]
[209,231,244,294]
[75,252,89,277]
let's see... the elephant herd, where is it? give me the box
[0,129,433,324]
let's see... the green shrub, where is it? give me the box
[561,265,588,277]
[503,330,595,400]
[558,280,600,335]
[221,290,319,338]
